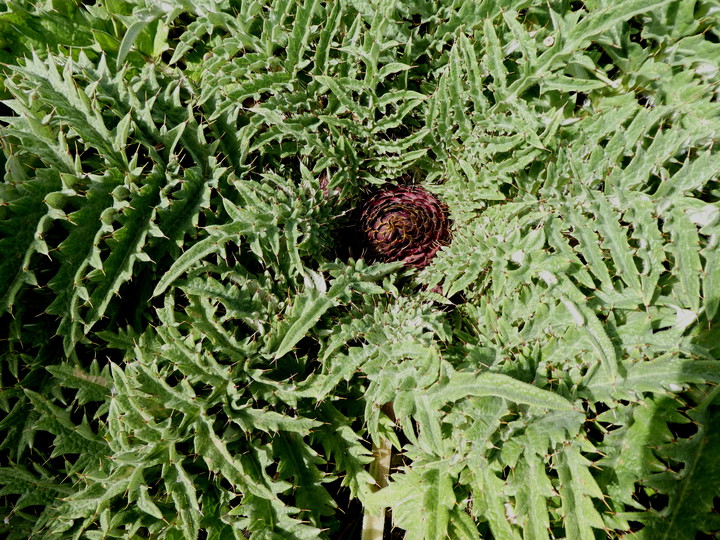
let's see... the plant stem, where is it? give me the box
[361,437,392,540]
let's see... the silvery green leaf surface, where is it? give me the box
[1,1,719,539]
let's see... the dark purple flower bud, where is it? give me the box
[357,184,451,268]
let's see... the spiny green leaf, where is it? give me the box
[556,446,605,540]
[666,207,703,313]
[703,239,720,322]
[590,192,642,297]
[285,0,320,73]
[584,357,720,401]
[475,466,522,540]
[81,170,164,337]
[427,372,575,411]
[643,398,720,540]
[136,484,164,520]
[514,453,553,540]
[483,18,507,93]
[164,461,201,540]
[194,415,275,500]
[45,362,111,404]
[153,233,230,297]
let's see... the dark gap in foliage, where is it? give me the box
[666,418,699,440]
[215,475,235,495]
[636,93,654,108]
[583,417,606,444]
[227,248,266,277]
[507,259,521,272]
[645,173,663,195]
[102,268,159,333]
[208,405,230,433]
[295,335,321,374]
[160,50,174,65]
[384,511,405,540]
[273,481,301,515]
[235,107,252,128]
[594,47,620,81]
[574,91,589,111]
[331,493,364,538]
[633,482,669,511]
[163,369,185,390]
[627,17,651,47]
[523,84,541,102]
[597,421,621,433]
[232,320,260,343]
[195,206,211,229]
[5,291,61,354]
[297,348,325,382]
[126,143,153,170]
[296,66,314,88]
[213,300,228,321]
[191,383,215,404]
[701,178,720,204]
[99,109,125,134]
[166,11,199,46]
[174,438,199,462]
[66,398,92,426]
[705,26,720,44]
[73,145,103,173]
[498,179,518,200]
[659,250,672,274]
[176,150,197,171]
[242,93,270,110]
[24,428,57,465]
[60,191,87,216]
[330,208,367,264]
[619,154,634,171]
[268,350,310,384]
[408,52,432,80]
[27,253,60,291]
[0,99,13,121]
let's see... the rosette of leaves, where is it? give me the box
[357,184,451,268]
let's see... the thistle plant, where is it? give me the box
[357,184,451,268]
[1,1,719,539]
